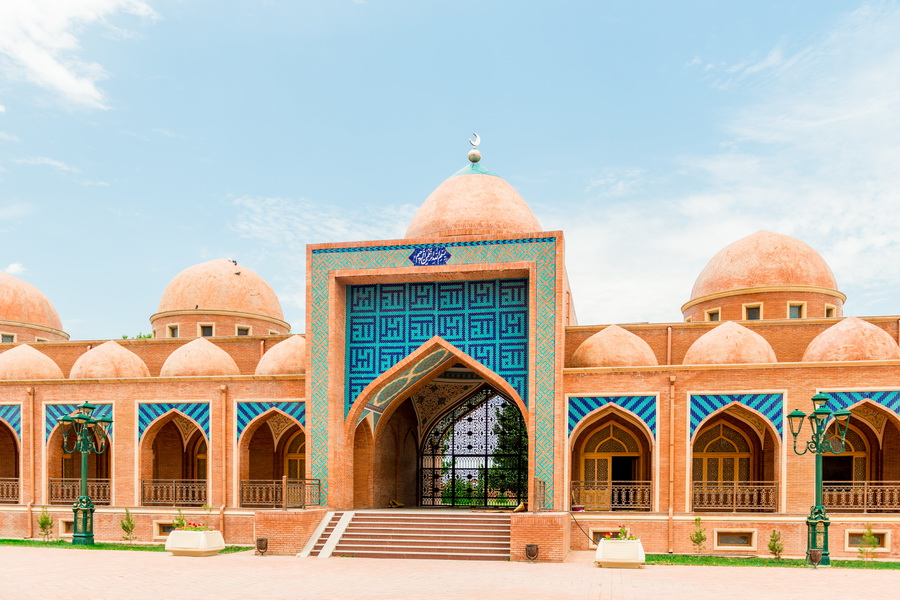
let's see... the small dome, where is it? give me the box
[255,335,306,375]
[157,259,284,320]
[570,325,658,367]
[69,341,150,379]
[683,322,777,365]
[160,337,240,377]
[690,231,838,300]
[802,317,900,362]
[0,272,66,336]
[405,164,542,239]
[0,345,63,380]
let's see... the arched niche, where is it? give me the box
[139,411,207,506]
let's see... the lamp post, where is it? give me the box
[58,402,112,545]
[788,392,851,566]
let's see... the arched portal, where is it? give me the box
[353,357,530,509]
[823,410,900,512]
[46,425,110,505]
[691,412,778,512]
[238,410,306,507]
[140,413,207,506]
[570,409,652,511]
[0,422,19,504]
[420,386,527,507]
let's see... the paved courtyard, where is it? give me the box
[0,547,896,600]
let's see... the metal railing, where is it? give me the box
[240,478,322,508]
[141,479,208,506]
[49,478,111,505]
[0,478,18,504]
[824,481,900,513]
[691,481,778,512]
[571,481,652,511]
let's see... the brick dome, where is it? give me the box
[255,335,306,375]
[405,164,542,239]
[0,272,67,342]
[0,344,63,380]
[160,337,240,377]
[570,325,658,367]
[69,341,150,379]
[802,317,900,362]
[683,231,845,322]
[151,259,290,338]
[683,322,777,365]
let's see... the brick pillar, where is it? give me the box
[510,512,570,562]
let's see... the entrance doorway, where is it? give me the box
[420,386,527,507]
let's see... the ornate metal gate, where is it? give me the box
[420,387,527,507]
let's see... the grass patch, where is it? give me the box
[646,553,900,569]
[0,539,250,554]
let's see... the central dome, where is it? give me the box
[405,163,542,239]
[0,272,67,342]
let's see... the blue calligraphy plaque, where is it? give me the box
[409,246,451,266]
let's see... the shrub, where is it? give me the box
[120,508,136,544]
[768,529,783,560]
[858,524,879,563]
[37,507,53,542]
[689,517,706,554]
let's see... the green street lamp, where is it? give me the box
[788,392,851,566]
[58,402,112,545]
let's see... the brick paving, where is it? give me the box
[0,547,895,600]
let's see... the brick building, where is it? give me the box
[1,147,898,560]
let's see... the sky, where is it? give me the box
[2,1,900,340]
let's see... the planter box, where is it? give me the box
[165,530,225,557]
[594,539,645,569]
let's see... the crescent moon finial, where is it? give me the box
[468,133,480,148]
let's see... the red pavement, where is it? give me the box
[0,547,895,600]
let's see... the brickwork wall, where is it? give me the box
[150,315,289,342]
[0,323,67,343]
[510,512,570,562]
[253,509,327,555]
[683,290,843,324]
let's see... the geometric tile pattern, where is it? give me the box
[310,237,558,502]
[138,402,210,441]
[567,396,657,438]
[346,278,528,413]
[236,401,306,440]
[0,404,20,439]
[816,390,900,423]
[690,393,783,440]
[412,382,479,431]
[44,403,113,441]
[357,347,452,430]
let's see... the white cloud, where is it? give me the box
[14,156,79,172]
[0,131,19,142]
[0,104,5,112]
[551,4,900,325]
[0,0,159,109]
[4,262,25,275]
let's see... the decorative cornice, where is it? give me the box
[149,309,290,330]
[0,319,68,340]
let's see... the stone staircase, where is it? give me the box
[301,510,511,561]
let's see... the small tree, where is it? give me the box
[689,517,707,554]
[120,508,137,544]
[857,523,879,563]
[173,508,187,530]
[768,529,783,560]
[36,506,53,542]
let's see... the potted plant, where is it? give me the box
[165,507,225,557]
[594,525,645,569]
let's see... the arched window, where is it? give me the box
[285,431,306,480]
[692,423,752,483]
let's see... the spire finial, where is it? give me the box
[467,132,482,163]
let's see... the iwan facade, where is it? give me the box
[1,148,899,560]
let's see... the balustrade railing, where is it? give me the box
[240,478,322,508]
[571,481,652,511]
[691,481,777,512]
[824,481,900,513]
[0,478,18,504]
[49,478,111,505]
[141,479,207,506]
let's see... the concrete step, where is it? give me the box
[330,548,510,561]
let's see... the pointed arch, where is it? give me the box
[346,335,527,441]
[569,402,655,446]
[839,398,900,444]
[139,409,208,506]
[691,401,780,447]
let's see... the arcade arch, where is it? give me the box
[238,410,307,507]
[139,412,207,506]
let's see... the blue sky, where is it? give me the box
[2,1,899,339]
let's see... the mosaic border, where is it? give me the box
[567,396,657,438]
[236,401,306,440]
[690,393,783,440]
